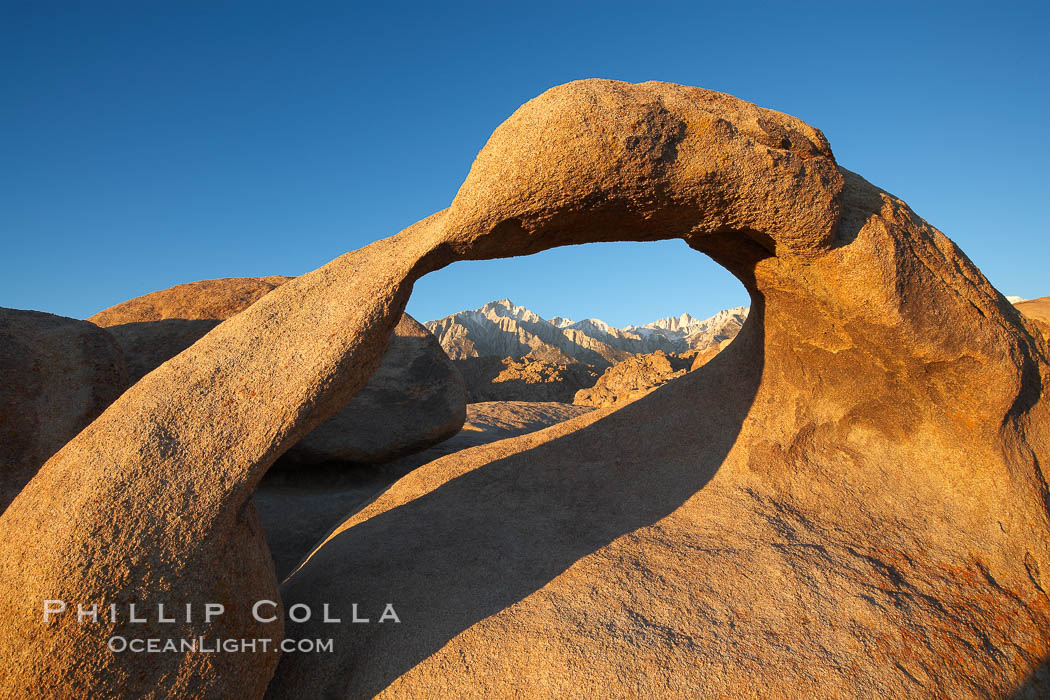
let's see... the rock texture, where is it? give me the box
[426,299,747,368]
[1,80,1047,699]
[453,356,599,403]
[98,317,221,384]
[90,278,466,465]
[0,309,129,513]
[573,350,691,408]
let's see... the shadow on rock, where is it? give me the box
[270,296,765,698]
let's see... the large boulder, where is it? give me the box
[1,80,1046,698]
[453,356,599,403]
[88,275,293,326]
[88,275,292,383]
[0,309,128,512]
[574,350,691,407]
[89,278,467,465]
[285,314,467,464]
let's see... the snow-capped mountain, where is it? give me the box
[635,312,701,333]
[424,300,749,368]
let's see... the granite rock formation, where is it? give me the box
[573,350,691,408]
[453,356,600,403]
[1,79,1047,699]
[272,81,1050,698]
[0,309,129,513]
[90,278,466,465]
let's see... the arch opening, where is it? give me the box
[273,230,771,696]
[259,237,758,579]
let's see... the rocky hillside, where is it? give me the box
[452,356,601,403]
[574,350,692,408]
[425,299,748,368]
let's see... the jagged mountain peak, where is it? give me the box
[634,312,700,333]
[568,317,617,334]
[475,298,543,324]
[425,300,750,368]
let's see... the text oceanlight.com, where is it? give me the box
[107,637,333,653]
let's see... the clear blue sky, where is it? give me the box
[2,1,1047,327]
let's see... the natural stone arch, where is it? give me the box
[0,80,1046,698]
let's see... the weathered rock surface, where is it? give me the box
[90,278,466,464]
[96,318,224,383]
[257,400,593,579]
[453,356,599,403]
[573,350,691,408]
[0,309,129,513]
[1,80,1047,699]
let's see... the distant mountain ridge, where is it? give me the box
[424,299,748,368]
